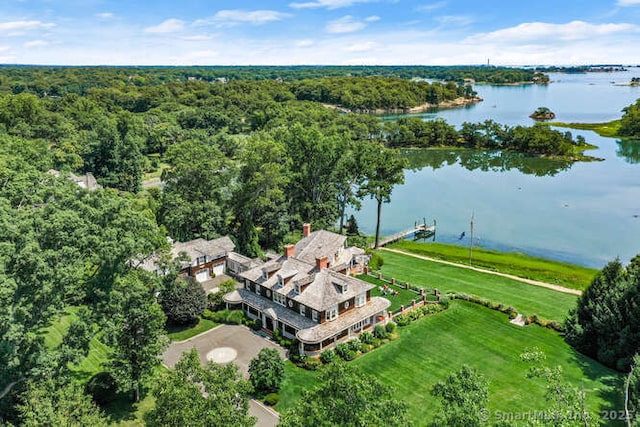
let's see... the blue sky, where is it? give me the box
[1,0,640,65]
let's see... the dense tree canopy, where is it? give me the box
[147,349,255,427]
[279,361,408,427]
[565,255,640,371]
[248,348,286,395]
[620,98,640,139]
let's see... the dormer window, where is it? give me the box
[326,304,338,321]
[262,271,268,281]
[294,284,300,295]
[278,275,283,288]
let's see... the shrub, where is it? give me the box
[335,343,350,360]
[348,339,364,353]
[385,322,397,334]
[359,331,375,345]
[206,309,246,325]
[86,372,117,405]
[374,324,388,339]
[320,349,338,364]
[394,314,410,326]
[302,357,323,370]
[368,252,384,271]
[160,277,207,326]
[263,393,280,406]
[249,348,286,394]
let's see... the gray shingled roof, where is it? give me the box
[294,230,347,265]
[139,236,235,273]
[292,269,374,312]
[296,297,391,344]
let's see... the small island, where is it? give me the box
[529,107,556,120]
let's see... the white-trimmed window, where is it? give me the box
[355,293,366,307]
[344,301,350,309]
[255,284,261,295]
[274,292,286,306]
[196,255,207,265]
[326,304,339,321]
[312,310,318,322]
[299,304,305,316]
[277,275,283,288]
[351,317,371,331]
[294,284,300,295]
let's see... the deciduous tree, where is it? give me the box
[146,348,255,427]
[248,348,285,395]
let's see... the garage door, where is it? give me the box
[212,262,225,276]
[195,269,209,282]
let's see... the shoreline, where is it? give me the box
[322,96,483,115]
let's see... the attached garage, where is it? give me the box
[212,262,225,276]
[195,269,210,282]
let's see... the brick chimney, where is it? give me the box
[284,244,295,258]
[303,223,311,237]
[315,256,328,270]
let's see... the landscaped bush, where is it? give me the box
[439,296,449,308]
[394,314,410,326]
[86,371,118,405]
[263,393,280,406]
[368,252,384,270]
[204,308,245,324]
[385,322,397,334]
[334,343,357,361]
[359,331,375,345]
[374,324,388,339]
[302,357,323,370]
[320,349,338,364]
[348,338,364,353]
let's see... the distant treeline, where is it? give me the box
[0,65,546,97]
[290,77,475,110]
[386,117,589,157]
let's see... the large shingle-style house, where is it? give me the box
[140,236,258,283]
[224,224,390,356]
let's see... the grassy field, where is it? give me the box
[378,249,578,321]
[546,120,622,138]
[388,240,597,291]
[278,301,623,426]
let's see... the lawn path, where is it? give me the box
[380,247,582,296]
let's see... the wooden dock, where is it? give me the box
[371,222,436,248]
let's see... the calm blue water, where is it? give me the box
[354,68,640,268]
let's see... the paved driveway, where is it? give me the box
[162,324,287,377]
[162,324,285,426]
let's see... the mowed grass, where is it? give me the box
[354,301,622,425]
[42,306,111,382]
[278,302,623,426]
[389,240,597,291]
[360,275,426,312]
[166,318,219,342]
[379,249,578,321]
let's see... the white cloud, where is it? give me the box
[144,18,185,34]
[198,10,291,27]
[618,0,640,5]
[95,12,114,19]
[290,0,376,10]
[416,1,447,12]
[296,39,315,47]
[0,20,55,33]
[365,16,381,22]
[326,16,367,33]
[467,20,639,43]
[24,40,48,48]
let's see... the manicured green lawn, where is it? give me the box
[278,301,623,426]
[166,318,220,342]
[42,307,112,382]
[379,249,578,321]
[276,362,320,414]
[359,275,424,312]
[388,240,597,291]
